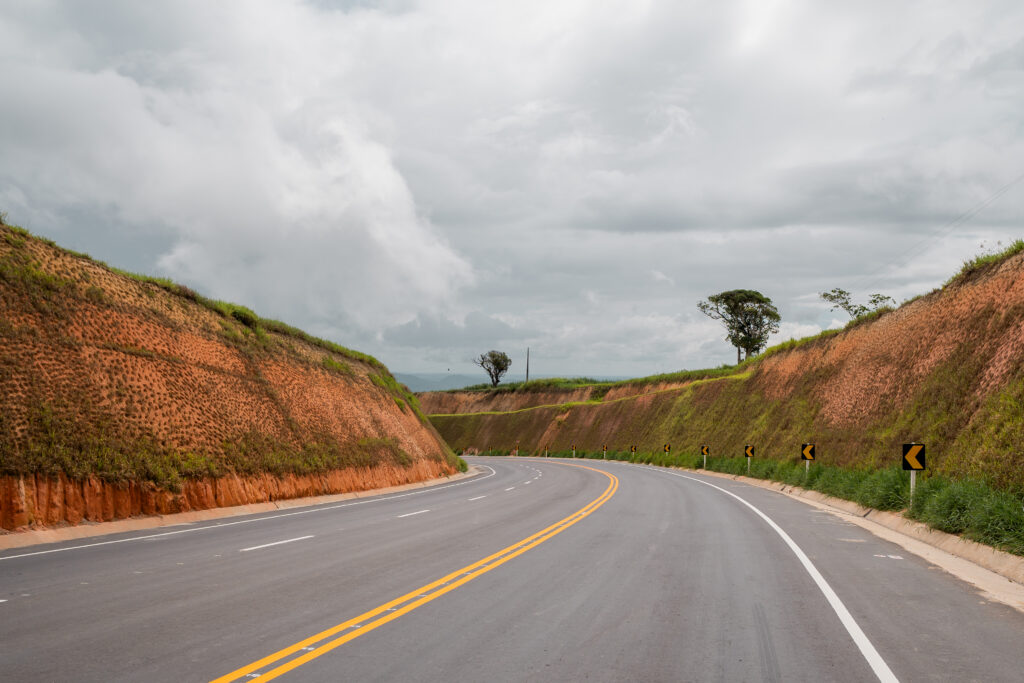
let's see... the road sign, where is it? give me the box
[664,444,671,453]
[745,445,754,458]
[801,444,815,461]
[902,444,925,470]
[630,445,637,453]
[701,445,709,457]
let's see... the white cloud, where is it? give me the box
[2,1,1023,377]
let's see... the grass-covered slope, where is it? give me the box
[0,217,461,491]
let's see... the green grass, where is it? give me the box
[321,356,354,375]
[451,331,851,396]
[945,239,1024,288]
[844,306,895,331]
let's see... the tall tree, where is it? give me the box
[473,350,512,387]
[698,289,781,363]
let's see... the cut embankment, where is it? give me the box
[425,247,1024,492]
[425,246,1024,557]
[0,460,453,531]
[0,221,461,532]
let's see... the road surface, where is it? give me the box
[1,457,1022,681]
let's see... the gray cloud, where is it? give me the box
[2,1,1022,378]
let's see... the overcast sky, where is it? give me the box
[2,1,1022,378]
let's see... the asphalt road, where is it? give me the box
[2,457,1023,682]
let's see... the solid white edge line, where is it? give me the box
[239,535,314,553]
[0,466,498,562]
[639,464,900,683]
[396,510,430,518]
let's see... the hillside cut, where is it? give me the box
[0,223,458,531]
[424,250,1024,492]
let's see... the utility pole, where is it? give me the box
[525,346,530,383]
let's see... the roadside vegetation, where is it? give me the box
[945,238,1024,287]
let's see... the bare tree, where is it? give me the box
[473,350,512,387]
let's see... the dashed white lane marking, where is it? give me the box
[635,464,900,683]
[505,487,516,491]
[0,466,498,562]
[239,535,315,553]
[468,496,487,501]
[0,599,6,603]
[397,510,430,518]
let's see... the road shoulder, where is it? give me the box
[687,467,1024,612]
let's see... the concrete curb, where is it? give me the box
[690,468,1024,587]
[0,467,481,551]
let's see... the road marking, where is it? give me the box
[239,536,315,553]
[505,487,515,491]
[468,496,486,501]
[0,467,498,562]
[524,481,532,485]
[210,462,617,683]
[397,510,430,518]
[0,599,6,603]
[638,465,899,683]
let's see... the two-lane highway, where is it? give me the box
[2,457,1023,681]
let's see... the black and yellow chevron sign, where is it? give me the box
[701,445,709,457]
[745,445,754,458]
[902,443,926,470]
[630,445,637,453]
[801,443,815,461]
[664,444,671,453]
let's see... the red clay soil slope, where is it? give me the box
[0,223,458,531]
[425,250,1024,491]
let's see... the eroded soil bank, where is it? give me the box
[0,459,450,531]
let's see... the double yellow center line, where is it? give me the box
[211,462,618,682]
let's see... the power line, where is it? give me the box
[846,170,1024,295]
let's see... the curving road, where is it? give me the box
[1,457,1022,681]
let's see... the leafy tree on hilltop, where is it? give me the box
[473,350,512,387]
[698,289,781,363]
[820,288,895,319]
